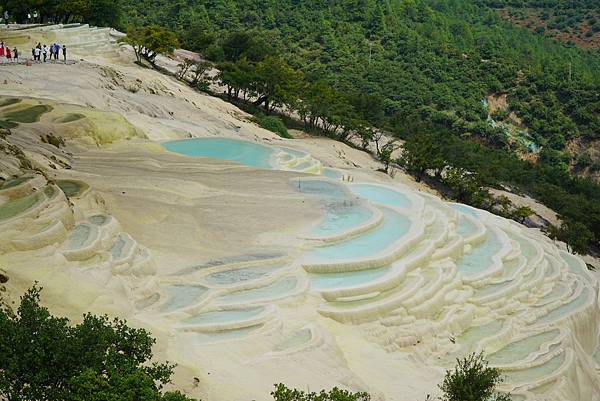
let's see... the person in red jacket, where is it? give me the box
[6,46,11,63]
[0,42,5,64]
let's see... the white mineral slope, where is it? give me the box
[1,26,599,401]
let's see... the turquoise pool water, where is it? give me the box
[310,265,392,289]
[532,287,590,326]
[159,285,208,313]
[487,330,560,365]
[349,184,412,208]
[560,251,587,277]
[110,235,127,259]
[163,138,276,169]
[448,203,480,218]
[184,307,264,325]
[66,224,92,249]
[323,168,343,180]
[310,202,373,238]
[204,264,285,286]
[504,352,565,385]
[456,230,504,278]
[456,216,479,238]
[458,321,504,347]
[305,208,411,262]
[220,276,298,303]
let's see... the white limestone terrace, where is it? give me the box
[1,25,599,401]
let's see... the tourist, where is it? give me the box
[42,44,48,62]
[34,46,41,62]
[6,46,11,63]
[54,43,61,60]
[0,42,5,64]
[62,45,67,62]
[12,47,18,63]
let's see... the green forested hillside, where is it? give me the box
[120,0,600,251]
[480,0,600,49]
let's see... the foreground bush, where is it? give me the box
[440,353,510,401]
[271,384,370,401]
[0,285,195,401]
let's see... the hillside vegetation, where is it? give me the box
[480,0,600,49]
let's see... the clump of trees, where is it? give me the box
[0,285,195,401]
[123,25,179,65]
[271,384,370,401]
[0,0,122,27]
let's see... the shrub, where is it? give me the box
[271,383,370,401]
[256,114,291,138]
[440,353,510,401]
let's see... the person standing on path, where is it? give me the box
[42,44,48,62]
[62,45,67,62]
[34,46,41,62]
[0,42,5,64]
[6,46,11,63]
[12,47,18,63]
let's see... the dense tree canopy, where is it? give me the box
[0,285,195,401]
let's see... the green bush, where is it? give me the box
[271,383,370,401]
[0,285,196,401]
[256,114,291,138]
[440,353,510,401]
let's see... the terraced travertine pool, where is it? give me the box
[164,138,276,168]
[487,330,560,365]
[305,207,411,262]
[183,307,265,326]
[147,136,598,397]
[349,184,412,208]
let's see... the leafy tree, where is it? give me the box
[271,383,370,401]
[398,133,445,181]
[123,26,179,65]
[0,285,195,401]
[440,353,510,401]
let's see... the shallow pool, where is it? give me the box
[310,266,392,290]
[456,230,504,278]
[184,307,265,326]
[504,352,565,385]
[159,285,208,313]
[448,203,480,218]
[310,202,373,238]
[204,264,286,286]
[163,138,276,169]
[456,216,479,238]
[458,321,504,348]
[220,276,298,303]
[349,184,412,208]
[305,208,411,262]
[66,224,92,249]
[487,330,560,365]
[532,287,590,326]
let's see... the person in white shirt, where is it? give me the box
[42,45,48,62]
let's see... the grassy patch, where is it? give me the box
[1,176,31,189]
[255,114,292,138]
[4,105,53,123]
[56,113,85,123]
[0,193,41,220]
[57,179,88,197]
[0,98,22,108]
[0,120,18,129]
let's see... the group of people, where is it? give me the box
[31,43,67,63]
[0,41,18,63]
[0,41,68,65]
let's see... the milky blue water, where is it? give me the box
[184,307,265,325]
[310,265,393,289]
[204,264,285,286]
[349,184,412,208]
[219,276,298,303]
[159,285,208,313]
[448,203,480,218]
[504,352,565,385]
[487,330,560,365]
[456,216,479,238]
[163,138,275,169]
[310,203,373,238]
[532,287,590,325]
[305,208,411,262]
[456,230,503,278]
